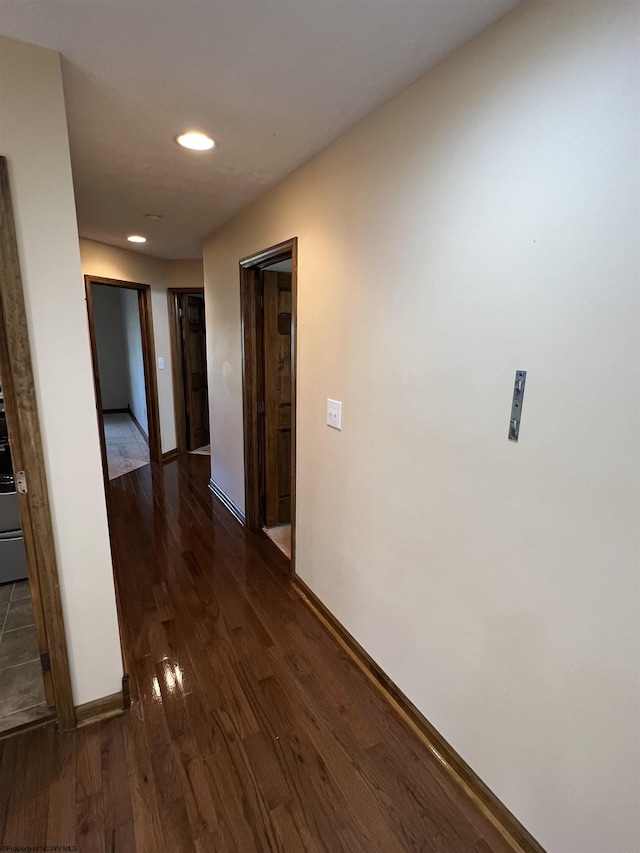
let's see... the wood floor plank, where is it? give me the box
[3,726,54,845]
[101,718,136,852]
[246,674,380,853]
[123,701,166,853]
[258,666,408,853]
[0,734,19,838]
[183,690,220,760]
[269,798,326,853]
[47,729,77,847]
[76,723,103,800]
[47,773,76,847]
[202,734,284,853]
[171,733,220,842]
[135,655,183,806]
[242,729,292,811]
[157,796,197,853]
[77,791,106,853]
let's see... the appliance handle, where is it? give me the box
[0,531,22,542]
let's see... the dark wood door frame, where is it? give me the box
[239,238,297,577]
[0,157,75,730]
[167,287,207,454]
[85,276,162,481]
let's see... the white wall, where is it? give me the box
[0,36,123,706]
[91,283,148,432]
[120,288,148,435]
[92,284,129,410]
[166,258,205,291]
[202,3,640,852]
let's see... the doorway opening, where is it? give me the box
[85,276,162,482]
[168,288,210,455]
[239,239,297,574]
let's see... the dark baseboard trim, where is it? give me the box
[162,449,179,464]
[103,407,129,414]
[127,406,149,443]
[292,574,546,853]
[208,478,246,526]
[75,690,124,728]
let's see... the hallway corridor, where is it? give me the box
[0,456,511,851]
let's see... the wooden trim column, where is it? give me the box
[0,157,75,729]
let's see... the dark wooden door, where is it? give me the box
[263,270,292,527]
[181,294,209,451]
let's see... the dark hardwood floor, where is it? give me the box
[0,455,512,852]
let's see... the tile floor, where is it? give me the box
[0,580,49,733]
[104,412,150,480]
[189,443,210,455]
[264,523,292,559]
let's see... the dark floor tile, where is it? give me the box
[0,624,40,669]
[0,702,51,734]
[0,601,9,630]
[4,597,34,631]
[0,659,45,717]
[0,582,13,604]
[10,580,31,601]
[105,416,150,481]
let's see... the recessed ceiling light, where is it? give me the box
[144,213,163,222]
[127,235,146,243]
[176,131,216,151]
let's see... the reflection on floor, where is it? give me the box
[104,412,149,480]
[0,580,49,733]
[264,523,292,559]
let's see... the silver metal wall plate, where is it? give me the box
[508,370,527,442]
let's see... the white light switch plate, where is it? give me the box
[327,399,342,430]
[158,357,164,370]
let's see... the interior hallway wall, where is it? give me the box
[91,284,129,410]
[202,3,640,851]
[0,36,123,706]
[166,258,204,291]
